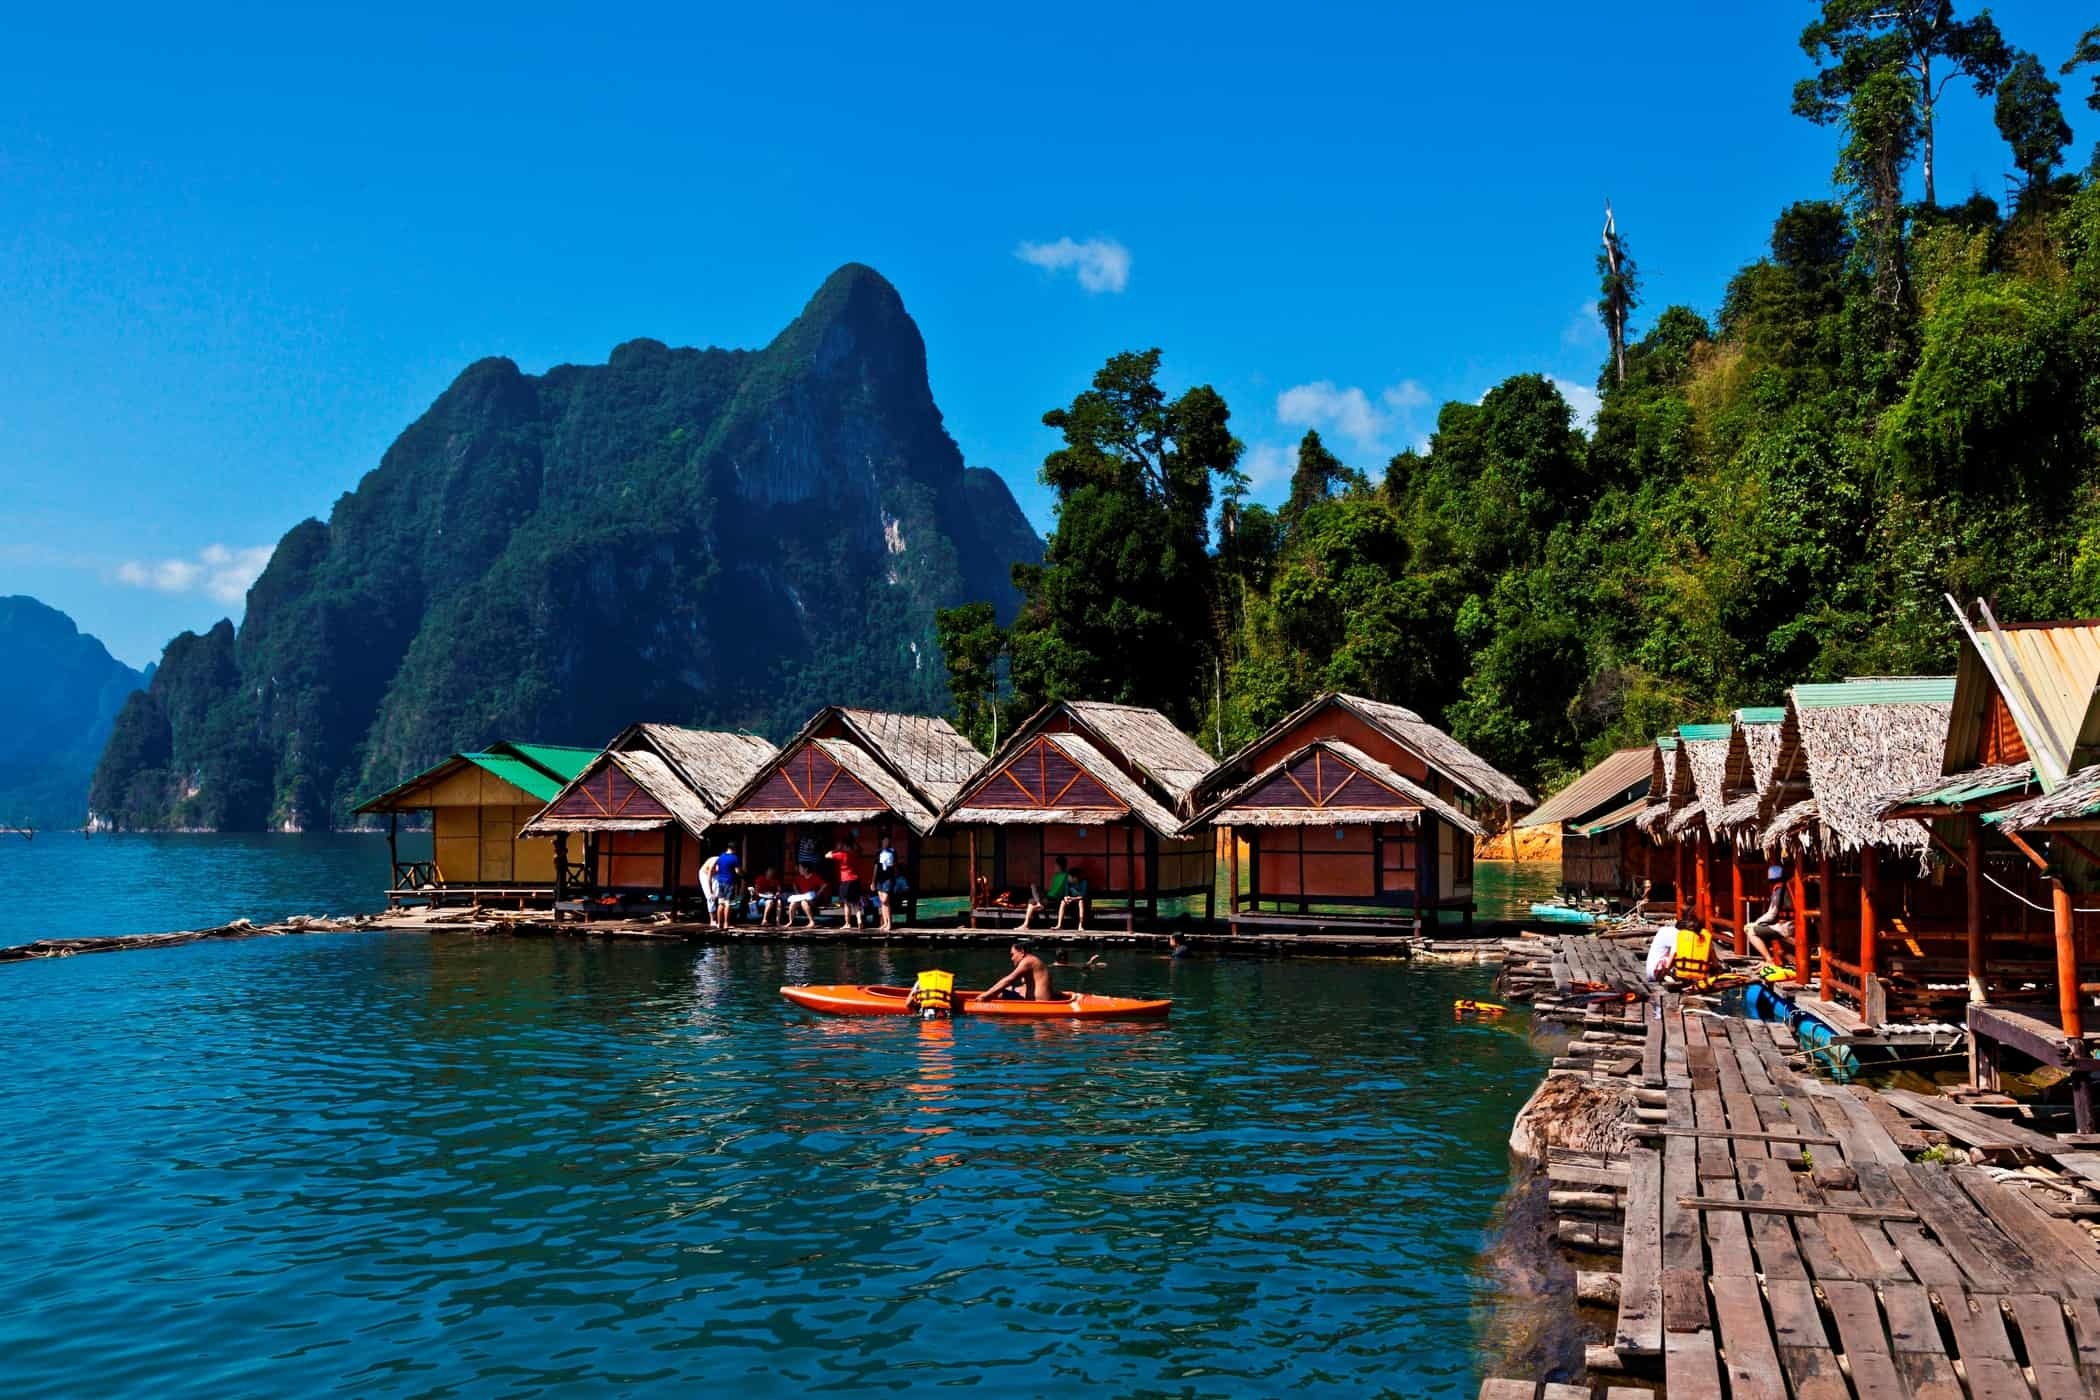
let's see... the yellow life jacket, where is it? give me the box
[908,969,955,1015]
[1670,926,1716,985]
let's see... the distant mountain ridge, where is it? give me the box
[0,598,148,827]
[90,264,1044,831]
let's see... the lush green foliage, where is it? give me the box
[944,10,2100,801]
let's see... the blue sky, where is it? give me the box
[4,1,2093,667]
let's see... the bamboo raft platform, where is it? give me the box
[1486,931,2100,1399]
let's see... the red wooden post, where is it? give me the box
[2055,876,2083,1039]
[967,827,979,929]
[1730,849,1746,955]
[1859,844,1881,1021]
[1818,848,1834,996]
[1696,840,1714,927]
[1787,858,1807,985]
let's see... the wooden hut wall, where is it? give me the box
[1255,823,1417,900]
[419,764,557,884]
[740,742,886,816]
[595,830,699,892]
[1240,708,1436,793]
[1561,831,1625,894]
[1438,817,1473,897]
[967,735,1125,814]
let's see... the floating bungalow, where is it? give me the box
[1879,602,2096,1124]
[1758,676,1955,1026]
[1515,746,1652,898]
[712,707,985,909]
[1185,693,1531,934]
[943,700,1216,930]
[518,724,778,907]
[353,741,600,906]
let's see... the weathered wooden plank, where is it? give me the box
[1675,1196,1921,1222]
[1734,1157,1810,1280]
[1709,1272,1788,1400]
[1614,1144,1662,1359]
[1882,1087,2050,1155]
[2067,1295,2100,1392]
[1692,1181,1758,1277]
[1938,1284,2016,1361]
[1539,1385,1588,1400]
[1848,1082,1931,1154]
[1548,1160,1631,1190]
[1880,1280,1965,1400]
[1856,1162,1964,1286]
[1763,1277,1850,1399]
[1692,1087,1733,1181]
[1660,1088,1707,1334]
[1885,1164,2017,1292]
[1634,1126,1840,1147]
[1949,1165,2100,1295]
[1476,1381,1534,1400]
[1663,1324,1724,1400]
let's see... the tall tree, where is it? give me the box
[1835,68,1923,310]
[1006,349,1241,725]
[1795,0,2011,207]
[1995,52,2072,203]
[933,601,1007,751]
[2062,25,2100,171]
[1279,429,1356,530]
[1598,204,1639,385]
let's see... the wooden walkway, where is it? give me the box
[1486,933,2100,1399]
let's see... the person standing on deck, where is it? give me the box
[699,850,721,918]
[826,840,865,930]
[712,841,742,929]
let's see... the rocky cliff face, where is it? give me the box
[0,597,148,828]
[90,265,1043,830]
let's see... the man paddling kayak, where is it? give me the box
[975,940,1053,1001]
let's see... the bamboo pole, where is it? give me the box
[1967,813,1986,1003]
[2056,875,2083,1039]
[1859,845,1880,1019]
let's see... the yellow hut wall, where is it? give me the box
[415,766,556,885]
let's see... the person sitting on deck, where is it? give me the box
[977,939,1054,1001]
[785,866,827,928]
[826,841,865,930]
[712,842,741,930]
[1051,857,1090,932]
[1015,880,1048,930]
[1745,863,1792,967]
[751,867,784,926]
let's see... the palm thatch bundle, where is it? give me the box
[1793,701,1949,857]
[1986,761,2100,831]
[1059,701,1215,810]
[1761,798,1820,854]
[1636,801,1673,839]
[834,708,985,809]
[948,731,1183,835]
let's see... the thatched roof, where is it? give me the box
[523,750,713,836]
[1183,739,1484,835]
[1880,761,2038,818]
[1518,747,1651,830]
[1761,799,1821,854]
[717,736,943,834]
[1061,701,1214,806]
[1666,801,1707,837]
[1986,762,2100,831]
[1790,683,1952,855]
[1344,695,1533,806]
[949,732,1183,836]
[636,724,779,810]
[1636,801,1672,836]
[1742,717,1786,793]
[834,708,985,808]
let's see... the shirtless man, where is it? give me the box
[976,940,1053,1001]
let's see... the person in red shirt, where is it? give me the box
[751,867,783,926]
[825,843,865,929]
[785,867,826,928]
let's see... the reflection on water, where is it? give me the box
[0,935,1545,1397]
[1472,859,1564,924]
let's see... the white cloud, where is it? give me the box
[1014,236,1131,294]
[1563,300,1605,348]
[1549,376,1603,433]
[1241,441,1300,495]
[1274,377,1432,456]
[115,544,273,605]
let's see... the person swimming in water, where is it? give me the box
[976,939,1053,1001]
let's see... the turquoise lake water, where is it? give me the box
[0,839,1556,1396]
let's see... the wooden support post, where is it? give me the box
[1729,849,1746,955]
[2055,875,2083,1039]
[1673,841,1686,922]
[387,810,399,889]
[1858,845,1880,1025]
[554,833,569,902]
[1228,827,1241,930]
[1966,813,1986,1004]
[1787,859,1807,985]
[1695,840,1713,928]
[1125,821,1137,933]
[1818,848,1833,995]
[663,825,681,909]
[968,827,979,929]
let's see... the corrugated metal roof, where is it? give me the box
[1576,797,1648,837]
[1736,707,1788,725]
[1889,762,2037,812]
[460,753,568,803]
[499,743,599,783]
[1656,735,1680,750]
[1795,677,1957,709]
[1677,723,1733,741]
[1955,612,2100,791]
[1986,763,2100,830]
[1518,747,1652,829]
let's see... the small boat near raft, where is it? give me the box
[780,984,1172,1020]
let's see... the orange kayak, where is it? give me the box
[780,984,1171,1019]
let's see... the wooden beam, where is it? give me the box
[2055,876,2083,1041]
[1730,852,1746,955]
[1924,824,1970,874]
[1818,849,1834,995]
[2004,827,2051,872]
[1675,1196,1920,1223]
[1788,858,1808,986]
[1859,844,1881,1028]
[2053,829,2100,872]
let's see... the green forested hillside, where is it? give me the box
[91,265,1043,830]
[0,598,147,827]
[944,6,2100,796]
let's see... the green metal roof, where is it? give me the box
[498,742,599,783]
[1794,677,1957,709]
[1900,765,2037,811]
[1677,723,1733,741]
[460,752,568,803]
[1736,706,1787,725]
[1655,735,1679,751]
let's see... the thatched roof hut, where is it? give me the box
[1184,739,1483,835]
[1757,678,1954,858]
[1710,708,1786,837]
[522,725,778,840]
[716,707,985,836]
[1635,735,1678,836]
[1198,692,1532,811]
[959,699,1213,821]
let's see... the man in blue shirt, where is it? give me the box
[712,842,741,929]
